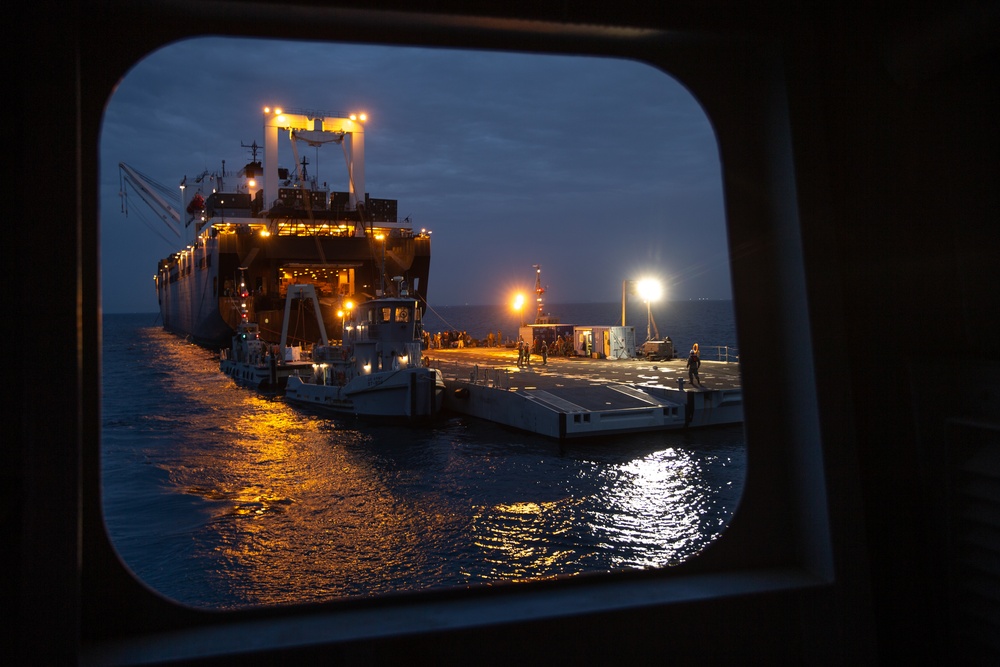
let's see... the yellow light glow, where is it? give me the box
[637,279,663,302]
[359,113,367,122]
[345,300,354,310]
[513,294,525,311]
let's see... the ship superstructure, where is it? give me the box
[120,106,431,347]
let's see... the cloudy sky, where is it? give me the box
[100,37,731,313]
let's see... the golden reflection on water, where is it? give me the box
[107,327,742,607]
[470,498,585,582]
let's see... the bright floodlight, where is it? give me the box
[513,293,525,311]
[637,278,663,302]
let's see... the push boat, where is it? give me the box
[284,279,445,420]
[218,281,325,390]
[120,106,431,348]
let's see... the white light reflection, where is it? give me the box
[593,447,711,568]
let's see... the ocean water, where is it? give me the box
[101,301,744,609]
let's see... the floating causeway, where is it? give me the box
[426,347,742,439]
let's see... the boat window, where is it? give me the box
[100,36,741,611]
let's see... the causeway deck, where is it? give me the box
[425,347,743,439]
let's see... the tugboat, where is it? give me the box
[285,277,445,420]
[219,276,324,390]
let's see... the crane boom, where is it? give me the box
[119,162,183,239]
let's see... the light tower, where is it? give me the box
[533,264,545,323]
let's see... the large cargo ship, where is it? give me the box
[120,106,431,348]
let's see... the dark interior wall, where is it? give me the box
[782,6,998,660]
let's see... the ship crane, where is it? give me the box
[118,162,183,239]
[263,107,366,217]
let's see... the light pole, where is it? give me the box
[622,279,629,326]
[636,278,663,341]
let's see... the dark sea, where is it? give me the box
[102,300,744,609]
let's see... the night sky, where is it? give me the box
[101,37,731,313]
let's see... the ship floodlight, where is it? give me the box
[349,113,357,121]
[359,113,367,122]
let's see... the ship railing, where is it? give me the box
[690,345,739,363]
[699,345,739,363]
[426,359,512,391]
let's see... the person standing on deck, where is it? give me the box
[687,347,702,388]
[541,340,548,365]
[517,339,525,368]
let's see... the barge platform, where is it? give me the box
[426,347,742,439]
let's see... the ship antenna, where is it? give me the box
[241,140,260,163]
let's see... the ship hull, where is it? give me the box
[156,226,431,348]
[285,368,445,419]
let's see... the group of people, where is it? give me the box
[515,338,548,367]
[428,330,473,349]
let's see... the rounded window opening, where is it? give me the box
[101,37,743,609]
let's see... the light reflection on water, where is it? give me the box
[102,314,745,608]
